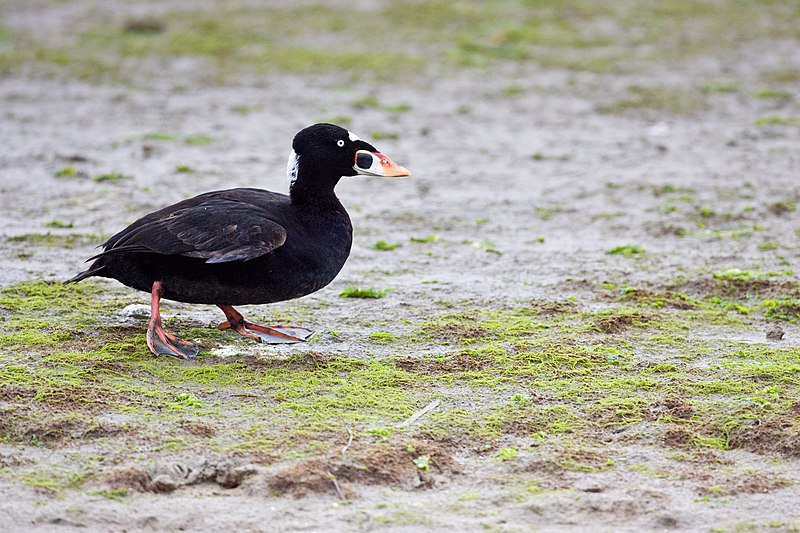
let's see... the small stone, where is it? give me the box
[117,304,151,319]
[216,464,259,488]
[148,474,177,493]
[655,513,680,529]
[766,327,785,340]
[573,478,604,493]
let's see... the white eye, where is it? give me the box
[336,139,345,147]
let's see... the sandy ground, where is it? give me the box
[1,1,800,532]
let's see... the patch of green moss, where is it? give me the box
[701,82,738,94]
[616,287,702,309]
[183,134,214,145]
[54,165,79,178]
[93,172,133,183]
[87,487,128,502]
[494,447,519,461]
[603,85,706,115]
[2,276,800,494]
[43,220,74,229]
[370,240,399,251]
[7,0,797,86]
[339,287,391,299]
[769,199,797,215]
[761,299,800,322]
[607,245,645,256]
[719,269,793,282]
[470,240,502,255]
[143,131,179,141]
[373,508,434,527]
[23,8,421,83]
[352,96,411,113]
[369,331,398,343]
[370,131,399,141]
[755,89,792,99]
[410,235,439,243]
[19,466,96,496]
[534,206,562,221]
[755,115,797,127]
[6,233,101,248]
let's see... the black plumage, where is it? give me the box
[95,198,288,264]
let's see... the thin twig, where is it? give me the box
[341,428,354,457]
[395,398,441,428]
[327,470,347,502]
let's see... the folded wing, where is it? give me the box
[92,199,287,264]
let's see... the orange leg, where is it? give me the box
[217,304,312,344]
[146,281,199,359]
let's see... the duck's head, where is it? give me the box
[287,123,411,197]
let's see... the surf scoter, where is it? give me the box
[69,123,411,359]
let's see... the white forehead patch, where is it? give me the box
[347,131,361,142]
[286,149,299,189]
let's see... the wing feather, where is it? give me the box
[93,199,287,263]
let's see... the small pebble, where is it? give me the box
[766,327,785,340]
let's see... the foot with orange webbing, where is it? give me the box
[146,281,200,359]
[217,304,313,344]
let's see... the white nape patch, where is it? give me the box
[347,131,361,142]
[286,149,299,189]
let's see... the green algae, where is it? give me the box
[607,244,645,256]
[19,466,96,496]
[603,85,706,115]
[339,287,391,299]
[0,281,423,453]
[93,172,133,183]
[369,240,399,251]
[43,220,74,229]
[755,115,797,127]
[2,276,800,497]
[7,0,797,87]
[762,299,800,322]
[6,233,101,249]
[54,166,80,178]
[369,332,398,343]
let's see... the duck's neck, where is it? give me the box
[290,181,340,205]
[289,164,344,208]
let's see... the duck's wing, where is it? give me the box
[91,199,287,264]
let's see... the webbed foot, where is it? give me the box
[217,305,313,344]
[147,322,199,359]
[146,281,200,359]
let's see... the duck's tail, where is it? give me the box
[65,265,106,284]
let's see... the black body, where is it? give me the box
[69,124,381,306]
[77,188,351,305]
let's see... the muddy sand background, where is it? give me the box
[1,1,800,531]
